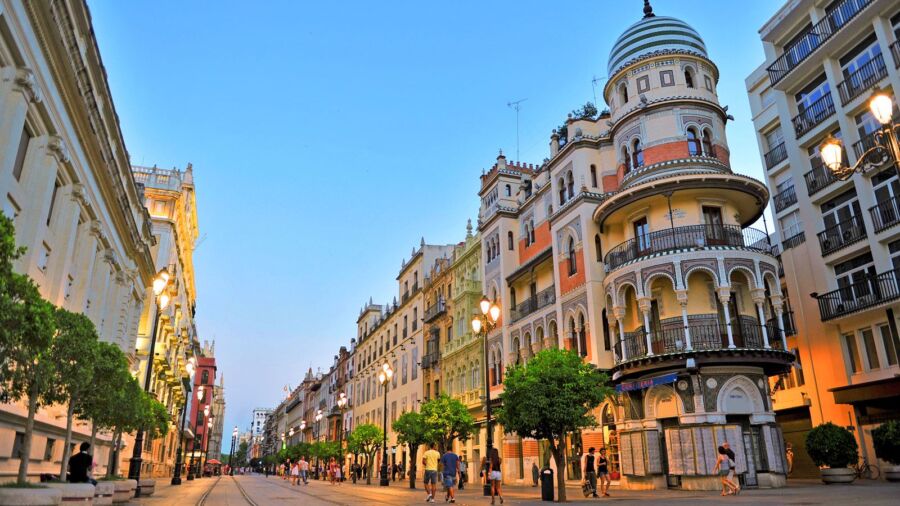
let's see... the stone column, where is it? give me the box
[717,288,735,349]
[0,67,41,191]
[530,339,541,356]
[771,295,788,351]
[638,297,653,356]
[676,289,692,350]
[614,307,627,362]
[751,288,770,349]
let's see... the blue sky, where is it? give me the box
[87,0,783,450]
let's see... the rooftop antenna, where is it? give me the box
[507,98,527,161]
[591,76,608,107]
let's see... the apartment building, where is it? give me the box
[746,0,900,479]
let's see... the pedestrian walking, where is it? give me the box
[581,447,599,498]
[488,447,503,505]
[300,457,310,485]
[458,457,467,490]
[597,448,611,497]
[531,461,539,487]
[786,442,794,475]
[290,460,300,486]
[714,445,739,496]
[440,447,460,503]
[423,443,441,503]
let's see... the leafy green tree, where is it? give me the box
[143,394,171,440]
[78,341,131,475]
[393,410,429,489]
[0,214,62,484]
[496,348,611,503]
[571,101,599,120]
[348,423,383,484]
[234,441,250,467]
[421,394,475,454]
[49,308,99,479]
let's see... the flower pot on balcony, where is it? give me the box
[138,479,155,496]
[0,486,62,506]
[820,467,856,484]
[44,483,94,504]
[885,465,900,482]
[92,482,115,505]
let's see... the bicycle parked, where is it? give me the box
[852,458,880,480]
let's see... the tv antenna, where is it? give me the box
[591,76,607,107]
[507,98,527,161]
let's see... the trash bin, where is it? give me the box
[540,467,554,501]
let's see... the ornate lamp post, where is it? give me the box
[314,409,323,479]
[229,426,239,476]
[471,295,501,496]
[128,269,173,497]
[378,362,394,487]
[820,88,900,180]
[187,386,205,480]
[336,393,348,481]
[201,416,213,477]
[171,358,195,485]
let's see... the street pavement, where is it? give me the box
[129,473,900,505]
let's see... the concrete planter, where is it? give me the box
[44,483,94,504]
[885,465,900,482]
[93,482,115,505]
[0,487,63,506]
[108,480,136,504]
[821,467,856,484]
[138,478,155,496]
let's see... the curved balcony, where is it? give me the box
[603,224,772,272]
[613,320,792,374]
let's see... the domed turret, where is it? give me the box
[607,1,707,76]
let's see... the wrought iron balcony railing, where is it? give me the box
[781,231,806,250]
[803,159,840,196]
[613,321,786,364]
[869,196,900,233]
[764,142,788,169]
[603,224,772,271]
[815,269,900,321]
[509,285,556,322]
[423,299,446,323]
[792,93,835,138]
[838,53,888,105]
[773,185,798,212]
[766,0,875,85]
[817,214,866,256]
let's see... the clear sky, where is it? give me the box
[87,0,784,451]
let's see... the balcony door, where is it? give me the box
[835,253,877,308]
[873,171,900,221]
[702,206,725,245]
[821,189,862,245]
[633,217,650,255]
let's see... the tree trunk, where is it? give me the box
[89,423,97,472]
[59,400,76,480]
[408,446,418,489]
[366,451,374,485]
[114,432,123,476]
[107,429,120,478]
[17,385,39,484]
[549,439,567,503]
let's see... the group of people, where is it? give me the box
[580,447,611,498]
[281,456,344,486]
[420,443,502,504]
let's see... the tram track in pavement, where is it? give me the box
[254,474,399,505]
[194,476,221,506]
[231,475,259,506]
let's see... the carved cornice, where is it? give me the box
[1,66,43,103]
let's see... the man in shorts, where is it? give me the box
[440,447,460,503]
[423,443,440,503]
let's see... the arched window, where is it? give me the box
[619,83,628,104]
[578,313,587,358]
[566,171,574,199]
[632,139,644,167]
[594,234,602,261]
[510,286,517,309]
[567,237,577,275]
[507,231,514,250]
[701,128,714,157]
[558,178,566,205]
[687,127,701,156]
[590,165,597,187]
[622,146,632,173]
[568,316,576,350]
[505,184,511,197]
[201,370,209,385]
[684,68,695,88]
[529,220,535,244]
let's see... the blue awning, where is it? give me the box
[615,372,678,393]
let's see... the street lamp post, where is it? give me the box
[378,362,394,487]
[171,362,194,485]
[201,416,213,477]
[188,386,205,480]
[314,409,323,480]
[128,269,172,497]
[230,426,238,476]
[820,88,900,181]
[471,295,501,496]
[336,393,348,481]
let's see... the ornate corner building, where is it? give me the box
[746,0,900,480]
[477,2,793,490]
